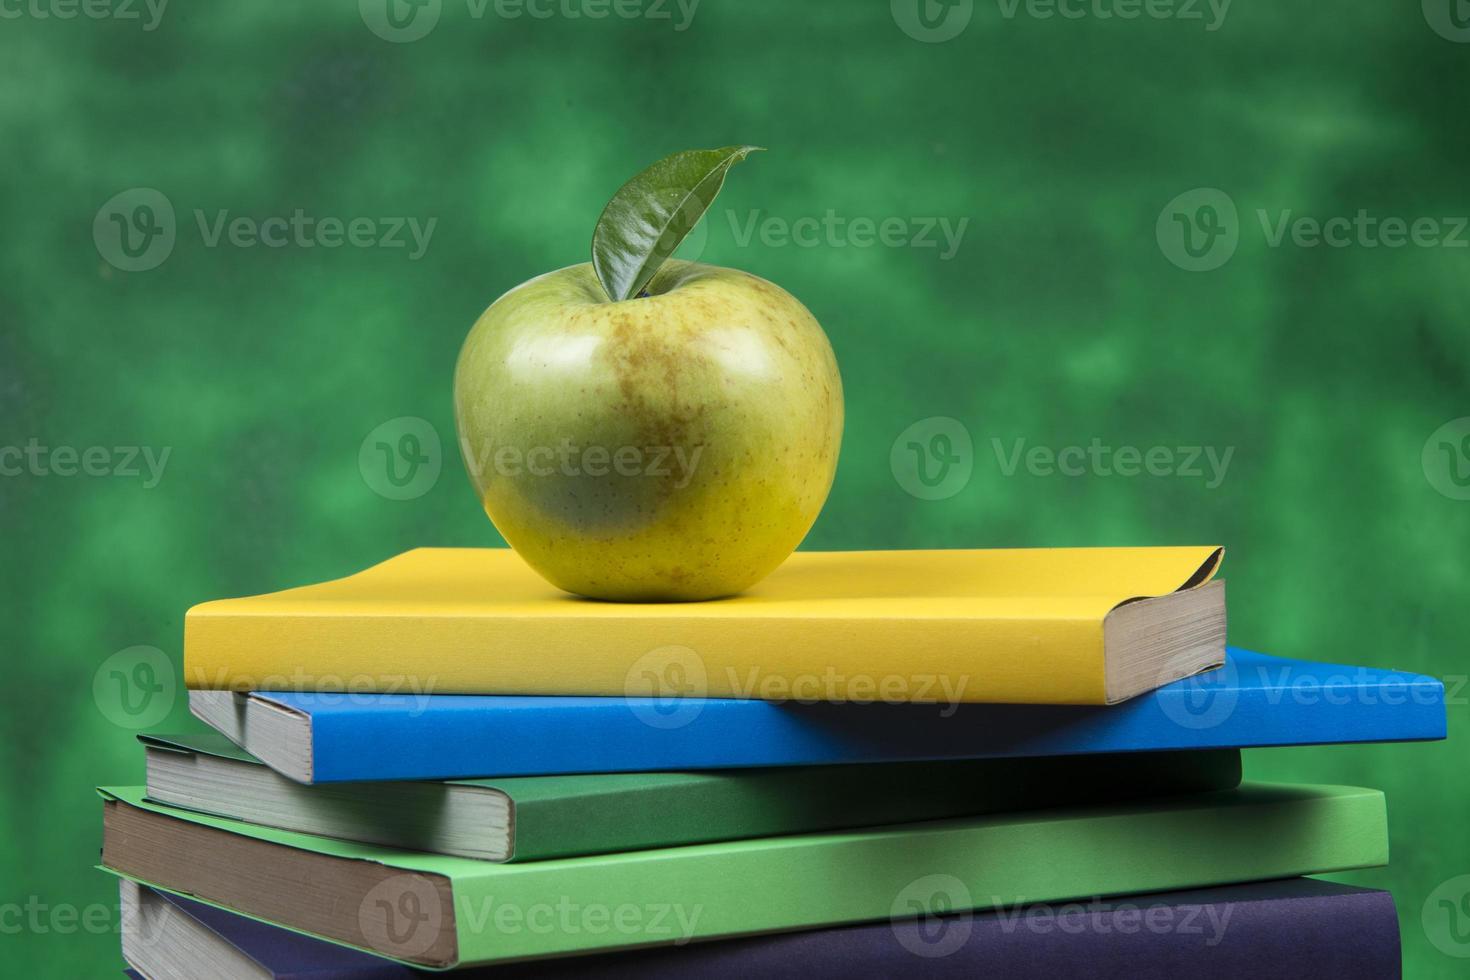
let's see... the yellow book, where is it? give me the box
[185,546,1225,705]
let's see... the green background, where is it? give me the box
[3,1,1467,975]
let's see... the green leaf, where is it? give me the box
[591,145,763,302]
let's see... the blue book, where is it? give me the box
[189,647,1446,783]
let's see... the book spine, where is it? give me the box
[312,693,1182,783]
[185,611,1110,703]
[448,785,1389,963]
[296,657,1442,782]
[505,750,1243,861]
[462,885,1402,978]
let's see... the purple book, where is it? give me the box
[120,877,1399,978]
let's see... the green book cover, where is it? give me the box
[142,732,1242,861]
[99,781,1388,969]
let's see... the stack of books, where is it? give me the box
[99,546,1444,977]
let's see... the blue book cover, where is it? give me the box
[121,877,1401,979]
[191,647,1446,783]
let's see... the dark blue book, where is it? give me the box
[120,877,1399,978]
[189,647,1446,782]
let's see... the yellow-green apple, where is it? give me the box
[454,258,842,600]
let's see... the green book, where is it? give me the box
[141,733,1241,861]
[99,782,1388,969]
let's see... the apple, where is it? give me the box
[454,258,843,601]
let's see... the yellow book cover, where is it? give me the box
[185,546,1225,705]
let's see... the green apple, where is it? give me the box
[454,258,843,601]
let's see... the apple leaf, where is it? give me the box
[591,145,763,302]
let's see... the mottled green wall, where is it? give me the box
[3,1,1467,975]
